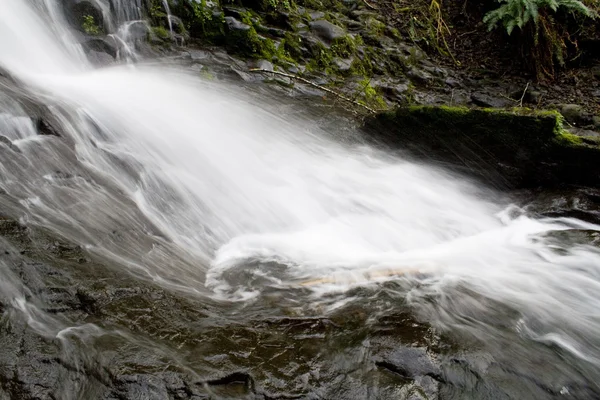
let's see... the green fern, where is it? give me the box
[484,0,595,35]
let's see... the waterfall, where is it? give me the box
[1,0,600,387]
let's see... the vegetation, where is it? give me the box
[82,15,101,35]
[483,0,598,79]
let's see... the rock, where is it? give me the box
[63,0,104,33]
[0,136,21,153]
[225,16,251,32]
[248,59,274,72]
[36,117,61,137]
[334,57,353,73]
[470,91,512,108]
[375,81,411,103]
[375,347,442,380]
[309,20,346,43]
[363,106,600,187]
[81,37,118,58]
[309,11,326,20]
[407,67,434,85]
[188,49,211,61]
[593,115,600,129]
[445,77,462,88]
[86,50,114,66]
[560,104,585,123]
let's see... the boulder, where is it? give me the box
[470,91,512,108]
[560,104,585,123]
[363,106,600,187]
[309,20,346,43]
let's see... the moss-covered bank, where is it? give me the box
[363,106,600,188]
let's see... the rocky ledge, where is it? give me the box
[363,106,600,188]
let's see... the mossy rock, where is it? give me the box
[362,106,600,188]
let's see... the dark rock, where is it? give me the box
[363,106,600,187]
[375,347,442,381]
[0,136,20,153]
[36,117,61,137]
[560,104,585,123]
[375,81,411,103]
[407,67,434,85]
[63,0,104,33]
[225,16,251,32]
[309,20,346,43]
[264,11,295,30]
[444,77,462,88]
[470,91,512,108]
[81,37,118,58]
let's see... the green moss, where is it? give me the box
[225,23,279,59]
[365,17,386,37]
[282,32,303,59]
[555,132,584,146]
[82,15,101,35]
[357,78,387,110]
[152,25,170,40]
[306,41,334,72]
[331,35,359,58]
[298,0,346,12]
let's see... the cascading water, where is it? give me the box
[2,0,600,398]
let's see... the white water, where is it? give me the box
[2,0,600,386]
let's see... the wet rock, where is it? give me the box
[248,59,274,72]
[81,37,118,59]
[309,20,346,43]
[225,16,251,32]
[375,347,442,381]
[86,50,115,66]
[0,136,21,153]
[470,91,512,108]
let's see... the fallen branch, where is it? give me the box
[248,68,379,114]
[362,0,378,10]
[519,81,530,108]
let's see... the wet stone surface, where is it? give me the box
[0,218,450,399]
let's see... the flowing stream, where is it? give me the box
[1,1,600,398]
